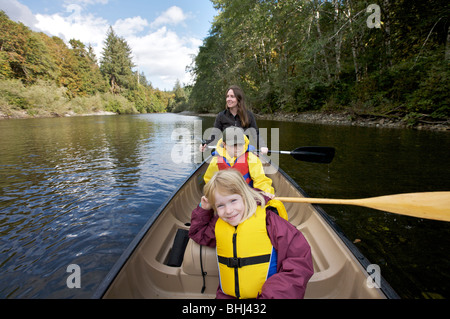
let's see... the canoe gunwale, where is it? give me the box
[92,161,209,299]
[276,166,400,299]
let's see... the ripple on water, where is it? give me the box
[0,114,202,298]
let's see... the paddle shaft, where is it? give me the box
[270,150,323,156]
[270,147,335,164]
[270,151,291,155]
[208,146,335,164]
[275,192,450,222]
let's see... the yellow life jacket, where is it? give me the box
[215,205,277,299]
[265,199,288,221]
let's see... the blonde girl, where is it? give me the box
[189,169,314,299]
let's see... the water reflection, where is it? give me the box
[0,114,200,298]
[197,116,450,298]
[1,113,449,299]
[255,118,450,299]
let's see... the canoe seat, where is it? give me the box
[182,239,219,276]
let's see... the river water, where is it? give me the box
[0,113,449,299]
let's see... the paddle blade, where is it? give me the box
[357,192,450,222]
[276,192,450,222]
[291,147,335,164]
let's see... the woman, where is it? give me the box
[200,85,269,154]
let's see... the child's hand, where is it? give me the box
[200,196,212,210]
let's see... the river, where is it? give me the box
[0,113,449,299]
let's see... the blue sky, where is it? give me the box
[0,0,218,90]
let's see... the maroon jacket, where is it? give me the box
[188,196,314,299]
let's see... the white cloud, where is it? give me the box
[129,27,201,89]
[63,0,109,6]
[2,1,201,90]
[35,9,109,56]
[150,6,189,29]
[0,0,38,27]
[113,16,149,38]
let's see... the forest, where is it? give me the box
[1,1,449,125]
[0,11,174,118]
[188,0,449,126]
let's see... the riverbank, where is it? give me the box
[3,108,448,132]
[191,111,449,132]
[0,79,140,120]
[0,109,116,120]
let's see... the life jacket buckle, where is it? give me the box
[227,257,241,268]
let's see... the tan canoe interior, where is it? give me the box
[103,160,387,299]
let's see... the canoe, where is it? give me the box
[93,156,399,299]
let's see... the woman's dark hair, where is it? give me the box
[226,85,249,128]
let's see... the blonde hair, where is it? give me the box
[203,169,265,223]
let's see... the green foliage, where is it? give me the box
[0,78,141,117]
[189,0,449,123]
[100,27,136,94]
[409,58,450,118]
[125,84,167,113]
[0,12,170,117]
[0,79,69,117]
[188,30,232,113]
[0,79,27,109]
[101,93,138,114]
[167,79,191,113]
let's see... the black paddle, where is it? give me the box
[268,147,335,164]
[203,138,335,164]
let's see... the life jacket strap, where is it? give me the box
[217,254,271,268]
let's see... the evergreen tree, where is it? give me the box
[100,26,136,94]
[167,79,189,112]
[69,39,107,96]
[0,12,170,116]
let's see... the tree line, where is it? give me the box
[188,0,449,124]
[0,11,173,117]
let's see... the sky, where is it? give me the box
[0,0,218,90]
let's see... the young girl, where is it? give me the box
[189,169,314,299]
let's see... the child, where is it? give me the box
[204,126,288,220]
[189,169,314,299]
[203,126,274,195]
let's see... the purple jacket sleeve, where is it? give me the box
[258,211,314,299]
[188,205,218,248]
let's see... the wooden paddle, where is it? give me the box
[275,192,450,222]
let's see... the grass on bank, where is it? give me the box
[0,79,139,118]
